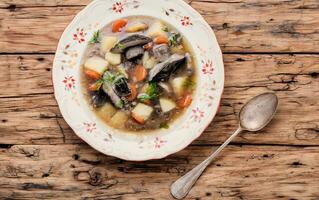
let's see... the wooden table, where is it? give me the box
[1,0,319,199]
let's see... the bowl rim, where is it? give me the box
[52,0,224,161]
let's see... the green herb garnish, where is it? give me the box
[95,79,104,89]
[146,82,158,98]
[102,71,127,85]
[160,122,169,129]
[137,93,152,101]
[115,100,124,109]
[137,82,159,101]
[113,74,126,83]
[89,30,101,44]
[89,79,104,91]
[103,71,116,83]
[169,32,182,47]
[162,27,169,32]
[116,43,125,50]
[184,77,196,90]
[137,92,159,101]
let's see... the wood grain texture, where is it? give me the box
[0,144,318,200]
[1,0,319,53]
[0,0,90,7]
[0,54,318,146]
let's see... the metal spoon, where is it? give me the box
[170,93,279,199]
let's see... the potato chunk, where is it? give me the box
[96,103,117,122]
[160,98,176,113]
[131,103,153,124]
[101,36,117,54]
[115,64,129,78]
[171,77,187,97]
[105,52,121,65]
[109,111,128,128]
[142,52,157,69]
[126,23,148,33]
[147,21,167,38]
[84,56,109,75]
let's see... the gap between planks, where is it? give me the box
[1,143,319,148]
[0,0,241,9]
[2,52,319,55]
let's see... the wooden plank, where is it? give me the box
[0,7,81,53]
[0,94,80,145]
[192,0,319,53]
[0,55,54,97]
[0,0,90,7]
[0,54,318,145]
[0,144,318,199]
[1,0,319,53]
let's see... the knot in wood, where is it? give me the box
[89,167,105,186]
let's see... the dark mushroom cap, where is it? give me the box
[149,54,186,82]
[111,34,152,53]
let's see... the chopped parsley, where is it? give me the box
[115,100,124,109]
[169,32,182,47]
[89,30,101,44]
[137,93,152,101]
[103,71,116,83]
[162,27,169,32]
[160,122,169,129]
[184,77,196,89]
[137,82,159,101]
[102,71,127,85]
[95,79,104,90]
[116,43,125,50]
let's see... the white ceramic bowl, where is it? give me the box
[53,0,224,161]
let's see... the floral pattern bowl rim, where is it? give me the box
[52,0,224,161]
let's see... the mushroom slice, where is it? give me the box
[102,72,124,108]
[185,53,195,76]
[125,46,144,60]
[102,82,124,109]
[148,54,186,82]
[153,44,170,62]
[111,34,152,53]
[91,90,109,108]
[113,77,131,97]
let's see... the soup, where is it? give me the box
[81,16,196,131]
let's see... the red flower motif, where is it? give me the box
[63,76,76,90]
[202,60,214,75]
[155,137,167,149]
[113,2,124,13]
[191,108,204,122]
[181,16,191,26]
[83,122,96,133]
[73,28,86,43]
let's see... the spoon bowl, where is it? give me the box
[240,93,279,131]
[171,92,279,199]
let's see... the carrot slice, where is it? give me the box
[132,65,147,82]
[84,69,101,80]
[88,82,103,91]
[112,19,128,32]
[143,42,153,50]
[126,83,137,101]
[132,112,145,124]
[153,36,168,44]
[177,94,193,108]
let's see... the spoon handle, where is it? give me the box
[170,127,243,199]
